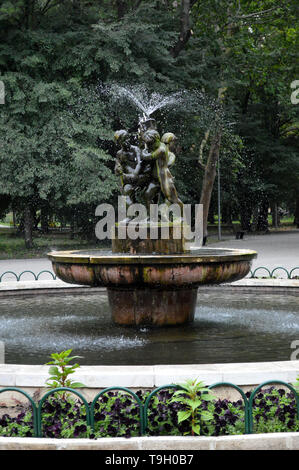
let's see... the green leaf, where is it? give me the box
[201,393,217,402]
[200,411,214,421]
[185,398,203,411]
[70,382,85,388]
[177,410,192,424]
[191,424,201,435]
[48,366,59,376]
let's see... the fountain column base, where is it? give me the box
[107,287,197,326]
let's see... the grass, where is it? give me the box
[0,230,105,260]
[208,215,296,232]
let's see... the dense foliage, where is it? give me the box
[0,0,298,245]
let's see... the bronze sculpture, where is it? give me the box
[114,118,183,220]
[114,129,141,208]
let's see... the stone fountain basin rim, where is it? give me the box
[48,247,257,265]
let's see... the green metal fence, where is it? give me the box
[1,267,299,283]
[1,380,299,438]
[250,267,299,279]
[0,270,56,282]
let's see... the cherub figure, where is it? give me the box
[141,129,184,216]
[161,132,177,168]
[114,130,141,207]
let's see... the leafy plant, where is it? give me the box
[293,375,299,393]
[45,349,85,399]
[170,379,216,436]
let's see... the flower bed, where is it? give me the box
[1,386,299,439]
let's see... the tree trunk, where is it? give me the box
[221,204,233,225]
[208,208,215,225]
[115,0,127,19]
[23,206,34,249]
[256,201,269,232]
[199,132,222,238]
[41,208,49,233]
[171,0,191,58]
[24,0,35,29]
[70,217,75,240]
[240,204,252,232]
[271,202,278,228]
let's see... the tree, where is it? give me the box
[0,1,118,246]
[0,0,298,248]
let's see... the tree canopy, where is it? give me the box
[0,0,298,246]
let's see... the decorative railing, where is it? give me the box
[1,267,299,283]
[0,270,56,282]
[250,267,299,279]
[0,380,299,438]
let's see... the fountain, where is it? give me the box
[48,90,257,326]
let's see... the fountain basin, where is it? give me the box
[48,248,257,326]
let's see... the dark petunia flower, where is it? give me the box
[0,417,9,426]
[95,412,106,421]
[163,423,172,432]
[107,424,117,436]
[287,419,295,429]
[74,424,87,437]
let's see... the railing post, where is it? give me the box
[248,380,299,434]
[90,387,145,436]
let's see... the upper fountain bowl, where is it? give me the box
[48,247,257,289]
[48,247,257,326]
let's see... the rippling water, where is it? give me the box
[0,290,298,365]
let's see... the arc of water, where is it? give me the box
[111,85,186,120]
[113,85,149,117]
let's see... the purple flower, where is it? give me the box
[74,424,87,437]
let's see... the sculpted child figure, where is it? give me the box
[141,129,184,215]
[114,129,141,208]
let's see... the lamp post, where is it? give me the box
[217,154,221,241]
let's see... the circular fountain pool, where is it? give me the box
[1,289,298,365]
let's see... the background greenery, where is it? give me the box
[0,0,298,248]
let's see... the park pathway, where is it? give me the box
[211,230,299,273]
[0,230,298,281]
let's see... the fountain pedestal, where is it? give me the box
[112,221,189,254]
[110,221,195,326]
[108,287,197,326]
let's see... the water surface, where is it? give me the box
[0,290,298,365]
